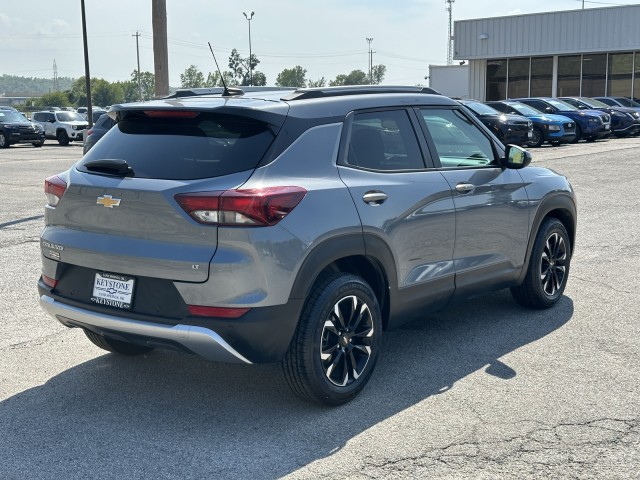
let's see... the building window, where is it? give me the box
[486,59,507,101]
[530,57,553,97]
[607,53,633,96]
[557,55,581,96]
[581,54,607,97]
[508,58,530,98]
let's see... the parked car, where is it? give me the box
[592,96,640,109]
[39,86,576,405]
[514,97,611,143]
[31,110,89,145]
[457,99,533,146]
[486,100,576,147]
[83,113,115,154]
[559,97,640,137]
[77,107,88,116]
[0,108,45,148]
[89,109,108,123]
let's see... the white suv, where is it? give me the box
[32,110,88,145]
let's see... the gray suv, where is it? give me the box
[38,86,576,405]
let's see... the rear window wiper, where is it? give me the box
[84,159,135,177]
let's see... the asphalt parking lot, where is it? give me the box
[0,138,638,479]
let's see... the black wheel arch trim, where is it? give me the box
[518,192,576,285]
[288,232,399,326]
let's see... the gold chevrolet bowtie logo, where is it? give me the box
[96,195,121,208]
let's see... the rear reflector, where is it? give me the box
[143,110,199,118]
[175,186,307,226]
[44,175,67,207]
[188,305,251,318]
[42,275,58,288]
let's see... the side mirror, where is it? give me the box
[544,107,554,114]
[503,144,532,169]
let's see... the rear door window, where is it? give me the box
[78,111,276,180]
[346,110,426,171]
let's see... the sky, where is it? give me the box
[2,0,640,88]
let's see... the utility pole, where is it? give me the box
[445,0,455,65]
[80,0,93,127]
[243,12,254,86]
[133,31,143,101]
[366,38,374,84]
[152,0,169,98]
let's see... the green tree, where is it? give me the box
[204,71,236,87]
[92,79,123,107]
[330,69,369,86]
[307,77,326,88]
[276,66,307,88]
[228,49,263,86]
[371,65,387,85]
[117,80,138,103]
[131,70,155,100]
[180,65,205,88]
[250,71,267,86]
[33,91,70,109]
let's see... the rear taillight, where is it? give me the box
[86,128,94,136]
[44,175,67,207]
[175,187,307,226]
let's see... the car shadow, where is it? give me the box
[0,290,573,479]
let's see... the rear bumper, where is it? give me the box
[39,277,304,363]
[40,294,254,363]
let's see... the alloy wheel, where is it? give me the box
[320,295,374,387]
[540,232,568,296]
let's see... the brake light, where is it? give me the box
[44,175,67,207]
[175,187,307,226]
[144,110,199,118]
[187,305,250,318]
[86,128,94,136]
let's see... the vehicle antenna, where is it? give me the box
[208,42,235,97]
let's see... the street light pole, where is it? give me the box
[133,31,142,101]
[366,38,374,84]
[243,11,254,86]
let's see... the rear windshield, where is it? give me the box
[78,111,275,180]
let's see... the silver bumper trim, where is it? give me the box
[39,295,252,364]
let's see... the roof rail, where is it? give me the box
[281,85,441,101]
[164,86,295,99]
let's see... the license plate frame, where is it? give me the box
[91,272,135,310]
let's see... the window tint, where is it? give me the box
[79,111,275,180]
[419,108,496,169]
[346,110,424,171]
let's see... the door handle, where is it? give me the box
[362,191,388,205]
[455,182,475,194]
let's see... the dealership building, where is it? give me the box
[452,4,640,101]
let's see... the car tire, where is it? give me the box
[529,127,544,147]
[282,272,382,406]
[57,130,70,146]
[0,132,9,148]
[570,124,582,143]
[511,218,571,309]
[84,329,153,355]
